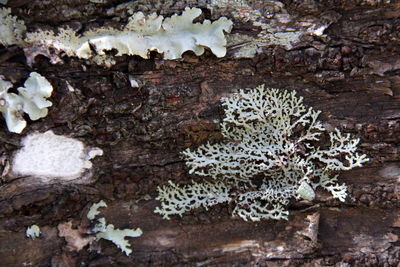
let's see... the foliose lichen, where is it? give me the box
[25,7,233,65]
[87,200,107,220]
[0,72,53,133]
[26,224,41,240]
[94,217,143,256]
[155,85,368,221]
[88,200,143,256]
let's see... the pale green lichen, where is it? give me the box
[25,7,232,65]
[88,201,143,256]
[26,225,41,240]
[87,200,107,220]
[0,72,53,133]
[155,180,231,219]
[95,218,143,256]
[155,85,368,221]
[0,7,26,46]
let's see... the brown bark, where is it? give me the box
[0,0,399,266]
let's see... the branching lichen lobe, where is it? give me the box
[155,85,368,221]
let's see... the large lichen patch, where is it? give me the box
[25,7,232,65]
[155,85,368,221]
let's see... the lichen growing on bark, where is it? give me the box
[0,72,53,133]
[0,7,26,46]
[25,7,233,65]
[155,85,368,221]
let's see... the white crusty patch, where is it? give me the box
[12,131,103,180]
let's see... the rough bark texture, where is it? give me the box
[0,0,399,266]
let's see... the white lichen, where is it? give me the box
[26,225,41,240]
[155,85,368,221]
[0,7,26,46]
[0,72,53,133]
[25,7,232,65]
[11,130,103,181]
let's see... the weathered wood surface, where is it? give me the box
[0,0,399,266]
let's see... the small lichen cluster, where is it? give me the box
[155,85,368,221]
[25,7,232,65]
[0,72,53,133]
[88,200,143,256]
[26,224,41,240]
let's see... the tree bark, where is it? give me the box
[0,0,399,266]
